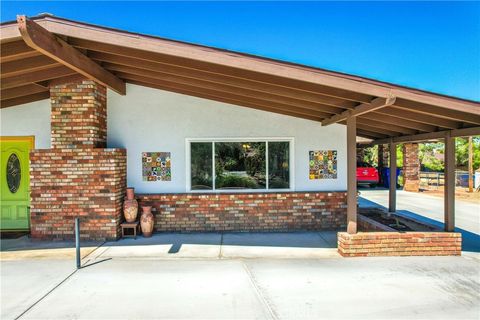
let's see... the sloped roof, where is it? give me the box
[1,14,479,141]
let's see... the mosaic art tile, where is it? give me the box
[142,152,171,181]
[309,150,337,180]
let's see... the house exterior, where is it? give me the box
[1,15,478,256]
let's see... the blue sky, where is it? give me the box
[2,1,479,101]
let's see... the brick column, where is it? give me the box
[403,143,420,192]
[30,80,126,240]
[51,81,107,149]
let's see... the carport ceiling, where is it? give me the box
[1,14,479,141]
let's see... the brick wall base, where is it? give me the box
[30,148,126,240]
[137,192,347,232]
[338,232,461,257]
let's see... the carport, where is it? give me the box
[1,15,479,256]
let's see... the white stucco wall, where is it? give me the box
[108,84,347,193]
[0,84,347,193]
[0,99,51,149]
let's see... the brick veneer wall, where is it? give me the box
[403,143,420,192]
[338,232,461,257]
[137,192,347,232]
[30,148,126,240]
[50,81,107,149]
[29,80,126,240]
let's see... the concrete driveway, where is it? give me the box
[2,254,479,319]
[359,189,480,252]
[2,231,480,320]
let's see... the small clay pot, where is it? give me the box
[126,187,135,201]
[140,206,154,237]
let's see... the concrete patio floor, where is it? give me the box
[1,231,339,261]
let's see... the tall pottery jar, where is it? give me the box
[123,187,138,223]
[140,206,154,237]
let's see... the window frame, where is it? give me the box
[186,137,295,193]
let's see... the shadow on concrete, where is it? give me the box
[359,196,480,253]
[105,231,338,252]
[0,236,103,252]
[1,231,339,256]
[81,258,112,269]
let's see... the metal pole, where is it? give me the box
[75,217,81,269]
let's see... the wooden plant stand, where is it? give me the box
[121,221,140,239]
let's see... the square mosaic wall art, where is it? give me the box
[142,152,171,181]
[309,150,337,180]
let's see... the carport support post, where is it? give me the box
[389,141,397,213]
[347,114,357,234]
[444,132,455,232]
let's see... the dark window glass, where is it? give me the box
[190,142,213,190]
[6,153,21,193]
[268,142,290,189]
[215,142,266,189]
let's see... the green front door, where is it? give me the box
[0,137,34,230]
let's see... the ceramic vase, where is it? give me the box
[140,206,154,237]
[123,187,138,223]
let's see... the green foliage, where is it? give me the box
[216,174,259,189]
[418,137,479,172]
[456,137,480,171]
[361,145,378,166]
[419,142,444,171]
[396,144,403,168]
[269,176,289,189]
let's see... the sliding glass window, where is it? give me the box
[190,140,291,191]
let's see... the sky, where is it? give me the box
[1,1,479,102]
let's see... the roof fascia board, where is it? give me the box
[1,16,479,113]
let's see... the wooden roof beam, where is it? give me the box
[322,96,396,126]
[1,83,48,100]
[371,127,480,145]
[1,55,61,77]
[101,62,341,115]
[70,38,373,104]
[393,99,480,125]
[88,51,356,111]
[1,91,49,108]
[376,108,462,129]
[1,65,76,90]
[16,15,126,95]
[0,40,41,62]
[364,112,436,132]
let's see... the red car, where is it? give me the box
[357,162,379,187]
